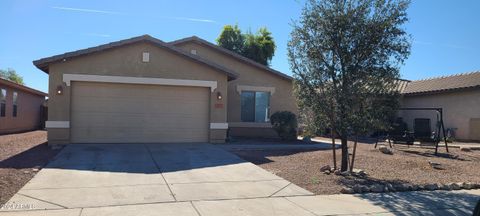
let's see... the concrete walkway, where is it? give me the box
[1,143,479,215]
[1,190,479,215]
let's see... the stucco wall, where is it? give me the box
[174,42,297,138]
[47,42,228,144]
[399,89,480,141]
[0,84,45,134]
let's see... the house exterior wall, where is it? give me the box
[0,82,45,134]
[398,89,480,141]
[47,42,229,145]
[174,42,298,138]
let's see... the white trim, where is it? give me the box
[210,123,229,129]
[229,122,272,128]
[45,121,70,128]
[63,74,218,92]
[236,85,275,95]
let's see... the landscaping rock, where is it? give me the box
[463,182,473,189]
[411,184,419,191]
[341,187,355,194]
[352,185,363,193]
[360,185,371,193]
[386,183,396,192]
[472,183,480,189]
[324,170,331,175]
[352,169,367,177]
[340,171,351,176]
[460,147,472,152]
[370,184,384,193]
[379,146,393,155]
[428,161,443,170]
[439,184,450,190]
[451,183,462,190]
[334,170,342,175]
[424,183,439,191]
[394,184,408,192]
[320,165,331,172]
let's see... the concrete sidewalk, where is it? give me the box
[1,190,478,215]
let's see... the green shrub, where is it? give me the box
[270,111,298,141]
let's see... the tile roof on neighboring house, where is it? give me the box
[402,71,480,95]
[33,35,238,80]
[0,78,48,97]
[169,36,293,81]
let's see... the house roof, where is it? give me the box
[169,36,293,81]
[402,71,480,95]
[0,78,47,97]
[33,35,238,80]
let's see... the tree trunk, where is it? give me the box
[349,135,358,172]
[331,129,337,170]
[340,137,349,171]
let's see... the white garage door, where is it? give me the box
[71,82,210,143]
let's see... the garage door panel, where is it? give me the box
[72,113,208,127]
[71,82,210,143]
[72,102,206,115]
[72,128,208,143]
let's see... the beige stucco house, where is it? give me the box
[0,78,47,134]
[34,35,296,145]
[398,71,480,141]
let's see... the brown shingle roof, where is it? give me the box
[0,78,47,97]
[402,71,480,95]
[33,35,238,80]
[169,36,293,81]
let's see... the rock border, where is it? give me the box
[340,182,480,194]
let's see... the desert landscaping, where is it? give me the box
[230,139,480,195]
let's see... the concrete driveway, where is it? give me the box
[1,143,312,212]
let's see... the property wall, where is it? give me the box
[175,42,297,138]
[398,89,480,141]
[0,84,45,134]
[47,42,229,145]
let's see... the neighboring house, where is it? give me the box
[0,78,47,134]
[398,71,480,141]
[34,35,296,145]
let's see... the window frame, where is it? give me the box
[240,91,271,123]
[12,91,18,117]
[0,89,6,117]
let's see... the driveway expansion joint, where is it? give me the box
[144,144,177,202]
[16,193,68,209]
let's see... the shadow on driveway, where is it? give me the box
[354,190,479,215]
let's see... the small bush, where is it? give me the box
[270,111,298,141]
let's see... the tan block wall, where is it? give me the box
[399,89,480,141]
[47,42,228,144]
[0,84,45,134]
[175,42,297,138]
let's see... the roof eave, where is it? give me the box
[402,85,480,96]
[33,35,238,80]
[169,36,293,81]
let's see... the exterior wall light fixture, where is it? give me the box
[217,92,222,100]
[56,85,63,95]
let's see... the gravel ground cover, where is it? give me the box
[0,130,60,204]
[229,139,480,195]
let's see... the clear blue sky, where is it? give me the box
[1,0,479,93]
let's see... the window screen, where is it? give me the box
[241,91,270,122]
